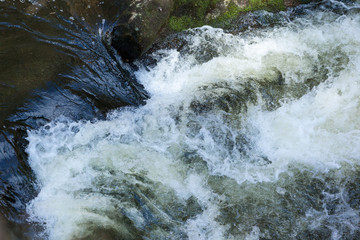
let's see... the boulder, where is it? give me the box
[111,0,174,62]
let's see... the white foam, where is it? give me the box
[26,5,360,239]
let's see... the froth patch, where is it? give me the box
[26,5,360,239]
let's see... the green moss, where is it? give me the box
[168,0,286,31]
[194,0,221,19]
[249,0,286,11]
[210,2,244,26]
[168,16,199,31]
[210,0,286,28]
[169,0,221,31]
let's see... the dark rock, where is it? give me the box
[111,0,174,62]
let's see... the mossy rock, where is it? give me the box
[168,0,222,31]
[166,0,313,32]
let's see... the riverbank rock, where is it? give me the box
[111,0,174,62]
[167,0,314,31]
[110,0,314,61]
[27,0,314,61]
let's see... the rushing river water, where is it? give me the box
[1,0,360,239]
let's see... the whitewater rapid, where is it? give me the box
[26,1,360,239]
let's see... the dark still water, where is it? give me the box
[2,0,360,239]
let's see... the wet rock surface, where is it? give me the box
[23,0,316,62]
[111,0,174,62]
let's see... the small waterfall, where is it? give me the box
[3,0,360,239]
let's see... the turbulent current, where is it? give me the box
[2,0,360,239]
